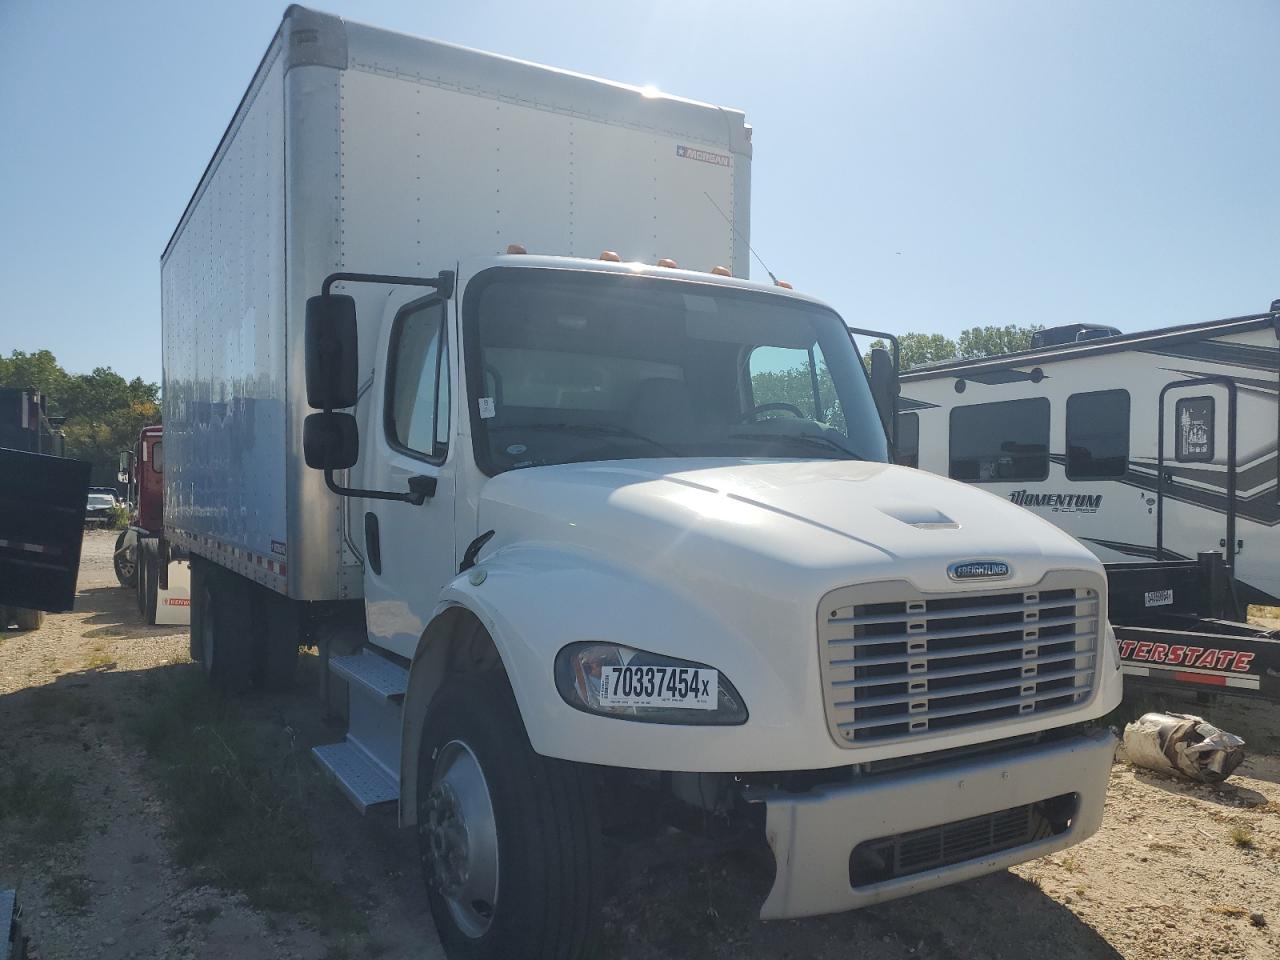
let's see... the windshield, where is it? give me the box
[464,269,888,474]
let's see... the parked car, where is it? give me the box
[84,487,119,527]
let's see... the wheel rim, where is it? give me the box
[423,739,499,939]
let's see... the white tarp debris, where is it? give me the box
[1122,712,1246,783]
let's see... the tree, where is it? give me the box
[0,349,69,398]
[866,332,958,371]
[866,324,1044,371]
[0,350,159,486]
[957,324,1044,359]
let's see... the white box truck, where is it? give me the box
[162,7,1122,958]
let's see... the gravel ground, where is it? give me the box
[2,529,1278,959]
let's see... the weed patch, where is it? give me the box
[46,873,92,914]
[0,760,82,845]
[131,668,363,934]
[1229,825,1255,850]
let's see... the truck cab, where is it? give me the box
[301,251,1122,944]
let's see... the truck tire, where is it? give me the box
[12,607,45,631]
[189,556,207,663]
[113,529,138,588]
[417,671,602,960]
[135,542,148,616]
[195,563,253,693]
[143,549,160,626]
[253,591,301,691]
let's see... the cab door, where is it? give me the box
[362,292,457,659]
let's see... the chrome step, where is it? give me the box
[312,742,398,814]
[330,650,408,701]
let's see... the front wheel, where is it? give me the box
[417,672,603,960]
[113,530,137,588]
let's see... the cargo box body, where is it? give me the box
[161,6,752,601]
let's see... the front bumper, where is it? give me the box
[749,726,1116,919]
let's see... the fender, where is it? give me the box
[397,540,792,824]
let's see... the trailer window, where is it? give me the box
[896,413,919,468]
[949,398,1049,482]
[1066,390,1129,479]
[1175,396,1214,462]
[386,298,450,462]
[150,442,163,474]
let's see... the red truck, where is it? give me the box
[115,425,189,625]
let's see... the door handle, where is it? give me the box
[364,512,382,575]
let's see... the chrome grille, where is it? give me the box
[818,573,1101,746]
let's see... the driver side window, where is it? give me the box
[386,299,450,462]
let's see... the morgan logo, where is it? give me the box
[948,560,1010,581]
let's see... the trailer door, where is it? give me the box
[1156,377,1238,581]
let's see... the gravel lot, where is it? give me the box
[2,529,1278,959]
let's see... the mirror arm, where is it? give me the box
[324,469,436,506]
[321,270,455,299]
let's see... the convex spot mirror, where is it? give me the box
[304,412,359,470]
[869,346,898,435]
[305,293,358,410]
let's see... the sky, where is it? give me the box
[1,0,1277,384]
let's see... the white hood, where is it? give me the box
[477,458,1102,597]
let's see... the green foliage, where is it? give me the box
[0,350,159,485]
[132,669,364,932]
[750,363,845,430]
[866,324,1044,371]
[957,323,1044,359]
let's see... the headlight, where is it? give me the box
[554,642,748,725]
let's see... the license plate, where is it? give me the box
[1145,589,1174,607]
[599,665,718,710]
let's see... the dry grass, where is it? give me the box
[1229,825,1255,850]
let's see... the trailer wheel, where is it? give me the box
[12,607,45,631]
[417,671,602,960]
[113,530,138,588]
[196,565,253,693]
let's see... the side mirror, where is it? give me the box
[304,412,359,470]
[305,293,358,409]
[869,346,898,438]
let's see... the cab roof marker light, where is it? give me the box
[599,250,622,262]
[506,243,527,255]
[774,279,794,289]
[710,265,732,277]
[657,258,678,268]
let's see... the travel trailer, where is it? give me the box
[899,305,1280,698]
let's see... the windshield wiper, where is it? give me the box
[493,422,679,456]
[731,432,865,460]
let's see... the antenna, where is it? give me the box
[704,191,779,285]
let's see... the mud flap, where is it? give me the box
[153,560,192,626]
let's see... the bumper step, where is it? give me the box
[312,742,398,814]
[330,651,408,701]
